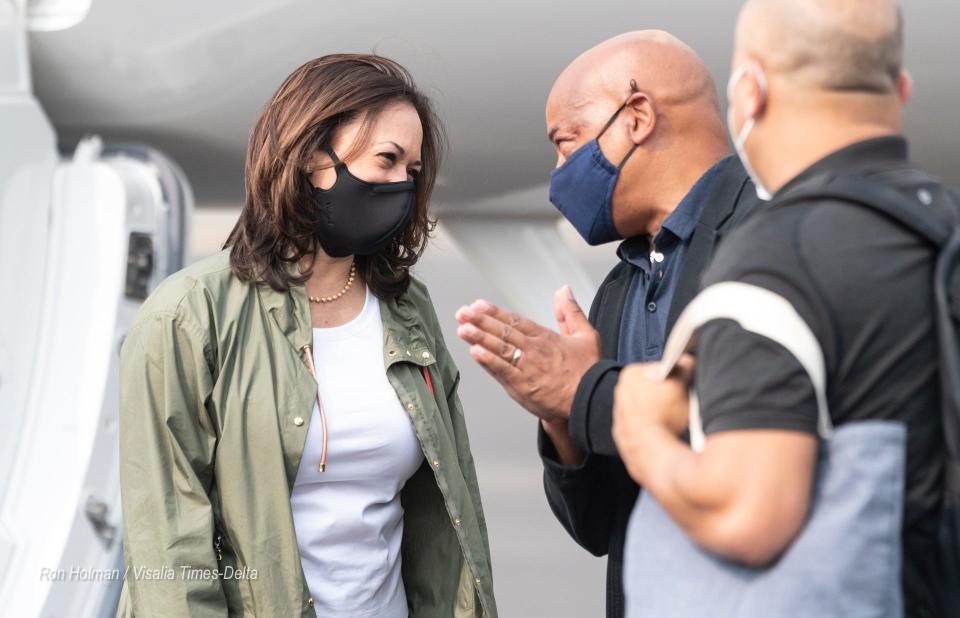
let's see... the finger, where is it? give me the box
[619,364,658,399]
[668,354,696,384]
[458,323,518,362]
[471,299,544,338]
[554,293,574,337]
[455,305,480,325]
[553,285,592,334]
[469,343,521,382]
[639,362,664,380]
[459,308,528,349]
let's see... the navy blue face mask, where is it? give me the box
[548,95,640,246]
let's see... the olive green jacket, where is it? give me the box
[115,249,497,617]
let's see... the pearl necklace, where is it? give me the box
[307,261,356,303]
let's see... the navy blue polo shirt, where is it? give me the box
[616,157,728,363]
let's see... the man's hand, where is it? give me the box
[455,285,601,425]
[611,354,818,565]
[612,355,694,483]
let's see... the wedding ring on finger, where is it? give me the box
[511,347,523,367]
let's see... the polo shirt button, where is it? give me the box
[307,596,314,608]
[475,577,481,586]
[647,302,657,313]
[453,517,461,528]
[407,403,415,411]
[422,351,431,359]
[432,459,440,469]
[293,416,304,426]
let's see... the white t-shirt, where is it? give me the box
[291,286,424,618]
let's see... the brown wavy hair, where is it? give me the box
[223,54,444,298]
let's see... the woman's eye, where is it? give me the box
[378,152,397,164]
[408,168,421,181]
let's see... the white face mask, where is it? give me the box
[726,65,772,201]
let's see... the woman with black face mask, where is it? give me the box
[115,54,498,618]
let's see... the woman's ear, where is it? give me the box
[626,92,656,146]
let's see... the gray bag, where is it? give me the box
[623,281,907,618]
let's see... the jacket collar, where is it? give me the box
[665,155,754,333]
[378,285,436,369]
[255,256,433,368]
[255,257,314,357]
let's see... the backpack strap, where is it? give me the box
[934,233,960,464]
[772,172,952,248]
[773,172,960,463]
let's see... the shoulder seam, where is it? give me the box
[133,277,213,349]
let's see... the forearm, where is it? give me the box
[622,423,817,566]
[624,423,733,543]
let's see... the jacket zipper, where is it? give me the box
[300,344,328,472]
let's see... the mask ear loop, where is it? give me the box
[325,147,344,167]
[728,63,769,127]
[597,79,643,170]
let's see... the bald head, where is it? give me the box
[727,0,908,197]
[548,30,720,140]
[736,0,903,94]
[545,31,730,240]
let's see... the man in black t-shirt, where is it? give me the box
[611,1,947,615]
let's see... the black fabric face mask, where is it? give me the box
[309,149,416,257]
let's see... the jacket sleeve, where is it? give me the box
[568,360,623,457]
[118,309,227,617]
[538,360,623,556]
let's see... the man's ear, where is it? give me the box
[625,92,657,146]
[897,70,913,105]
[739,67,768,121]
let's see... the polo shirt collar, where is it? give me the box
[617,155,732,266]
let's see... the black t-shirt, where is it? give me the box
[695,137,946,616]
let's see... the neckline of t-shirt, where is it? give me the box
[311,286,377,341]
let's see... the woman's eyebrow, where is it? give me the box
[376,141,406,155]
